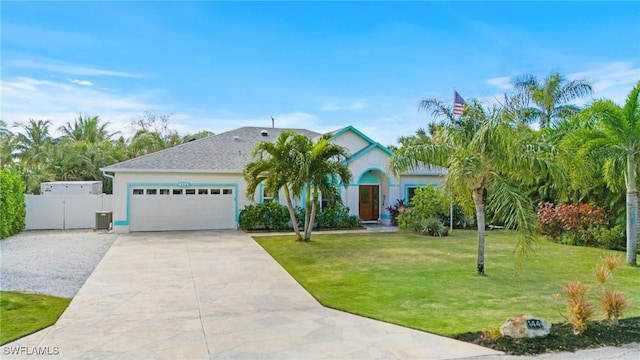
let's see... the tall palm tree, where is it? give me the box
[244,130,305,240]
[514,72,593,129]
[13,119,53,168]
[0,120,16,169]
[390,98,558,275]
[296,134,352,240]
[59,114,119,143]
[562,81,640,265]
[128,130,168,158]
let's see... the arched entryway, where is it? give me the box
[357,169,388,222]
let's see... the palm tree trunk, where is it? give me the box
[473,188,486,275]
[306,188,319,240]
[283,186,302,241]
[302,185,312,241]
[626,155,638,266]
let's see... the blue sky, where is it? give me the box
[2,1,639,146]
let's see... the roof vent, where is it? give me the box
[261,130,268,136]
[233,135,239,141]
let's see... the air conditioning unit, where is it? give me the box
[95,211,112,230]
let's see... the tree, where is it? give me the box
[390,98,558,275]
[0,120,16,169]
[58,114,119,143]
[513,72,593,129]
[13,119,55,193]
[244,131,305,240]
[244,131,352,241]
[296,134,352,240]
[562,81,640,265]
[13,119,53,169]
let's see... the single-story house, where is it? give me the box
[101,125,444,233]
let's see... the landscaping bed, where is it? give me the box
[454,317,640,355]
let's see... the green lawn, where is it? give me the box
[0,291,71,345]
[254,230,640,336]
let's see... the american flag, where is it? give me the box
[453,91,465,116]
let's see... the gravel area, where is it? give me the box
[0,230,117,298]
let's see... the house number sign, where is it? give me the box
[177,182,191,187]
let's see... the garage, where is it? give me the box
[129,186,236,232]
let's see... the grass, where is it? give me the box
[0,291,71,345]
[254,230,640,337]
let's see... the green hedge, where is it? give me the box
[0,169,26,239]
[239,202,291,230]
[239,202,360,231]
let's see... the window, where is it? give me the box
[262,188,277,203]
[133,189,144,195]
[321,197,330,209]
[146,189,157,195]
[198,189,208,195]
[186,189,196,195]
[173,189,183,195]
[407,187,417,203]
[223,189,232,195]
[211,189,221,195]
[159,189,170,195]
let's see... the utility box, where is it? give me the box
[95,211,112,230]
[41,181,102,195]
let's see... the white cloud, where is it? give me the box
[485,76,513,90]
[69,79,94,86]
[568,62,640,104]
[6,59,143,78]
[321,100,368,112]
[1,77,158,136]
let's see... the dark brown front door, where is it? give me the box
[359,185,379,221]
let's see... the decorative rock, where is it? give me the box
[500,314,552,339]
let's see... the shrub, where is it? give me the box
[563,281,594,335]
[0,169,26,239]
[238,202,290,230]
[398,186,449,232]
[595,253,630,325]
[385,199,407,226]
[414,216,447,237]
[315,205,360,229]
[537,202,620,250]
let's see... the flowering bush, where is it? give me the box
[537,202,623,249]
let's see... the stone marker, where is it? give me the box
[500,314,551,339]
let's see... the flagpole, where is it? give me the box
[450,88,455,233]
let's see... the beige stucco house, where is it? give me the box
[101,125,443,233]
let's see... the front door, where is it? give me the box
[359,185,379,221]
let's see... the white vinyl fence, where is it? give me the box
[25,194,114,230]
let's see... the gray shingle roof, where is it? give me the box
[102,127,321,173]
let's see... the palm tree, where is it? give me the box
[59,114,119,143]
[13,119,53,168]
[244,130,305,240]
[128,130,168,158]
[562,81,640,265]
[0,120,16,169]
[390,98,558,275]
[244,131,352,241]
[513,72,593,129]
[296,134,352,240]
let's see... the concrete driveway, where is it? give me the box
[2,231,501,359]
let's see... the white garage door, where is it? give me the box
[129,186,236,231]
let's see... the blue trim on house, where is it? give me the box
[403,183,437,202]
[346,143,395,166]
[357,167,395,186]
[331,125,395,158]
[118,182,240,227]
[380,213,392,220]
